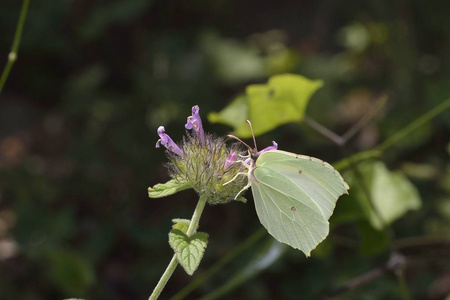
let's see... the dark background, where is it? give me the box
[0,0,449,299]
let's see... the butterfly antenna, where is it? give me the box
[227,135,252,151]
[246,120,258,152]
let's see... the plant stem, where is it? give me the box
[0,0,30,94]
[149,194,209,300]
[149,255,178,300]
[377,98,450,152]
[186,194,208,236]
[396,271,410,300]
[333,98,450,171]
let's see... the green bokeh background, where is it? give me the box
[0,1,449,299]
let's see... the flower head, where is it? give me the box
[185,105,205,145]
[155,126,184,157]
[155,106,247,204]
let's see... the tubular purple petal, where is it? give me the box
[224,151,238,170]
[156,126,184,157]
[257,141,278,155]
[185,105,205,145]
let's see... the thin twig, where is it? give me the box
[304,94,388,147]
[304,116,345,146]
[322,252,407,299]
[394,235,450,249]
[0,0,30,94]
[341,94,388,143]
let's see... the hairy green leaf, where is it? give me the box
[148,179,192,198]
[172,219,193,234]
[169,229,208,276]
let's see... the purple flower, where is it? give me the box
[185,105,205,145]
[156,126,184,157]
[257,141,278,155]
[224,151,238,171]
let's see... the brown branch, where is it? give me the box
[304,93,388,147]
[322,252,407,299]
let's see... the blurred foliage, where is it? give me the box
[336,160,422,231]
[0,0,450,299]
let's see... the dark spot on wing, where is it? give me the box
[291,206,297,211]
[298,169,302,174]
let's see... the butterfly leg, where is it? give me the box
[223,171,248,186]
[233,181,251,199]
[222,171,251,199]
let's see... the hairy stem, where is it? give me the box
[149,194,209,300]
[149,255,179,300]
[0,0,30,94]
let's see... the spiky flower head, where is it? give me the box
[156,105,247,204]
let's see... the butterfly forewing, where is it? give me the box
[255,150,349,219]
[251,150,349,256]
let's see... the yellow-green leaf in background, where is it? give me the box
[207,95,248,128]
[208,74,323,138]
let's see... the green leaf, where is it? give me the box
[200,33,267,83]
[208,74,323,138]
[207,95,248,128]
[45,248,95,295]
[148,179,192,198]
[169,229,208,276]
[344,161,422,230]
[172,219,194,234]
[237,74,322,137]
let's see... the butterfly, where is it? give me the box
[227,124,349,257]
